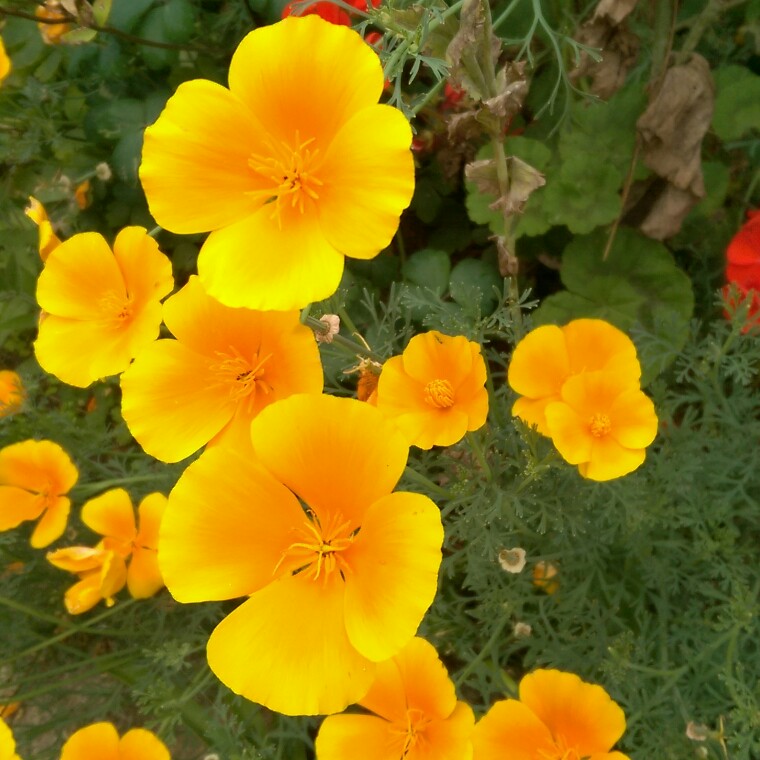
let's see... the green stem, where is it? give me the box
[411,77,445,116]
[72,474,166,498]
[455,614,509,686]
[0,595,68,626]
[147,225,162,239]
[466,431,493,482]
[403,466,454,500]
[302,315,383,362]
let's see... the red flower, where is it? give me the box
[282,0,380,25]
[725,210,760,330]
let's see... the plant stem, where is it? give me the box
[402,465,454,499]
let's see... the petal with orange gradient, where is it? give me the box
[511,395,556,436]
[0,487,45,530]
[112,227,174,308]
[609,389,658,449]
[64,573,106,616]
[581,438,646,482]
[401,332,475,388]
[127,547,163,599]
[315,714,404,760]
[81,488,136,544]
[47,546,108,574]
[159,446,304,602]
[562,319,640,380]
[207,573,375,716]
[60,722,120,760]
[343,493,442,662]
[250,394,409,529]
[507,325,569,400]
[420,701,476,760]
[519,669,626,755]
[472,699,556,760]
[198,202,344,311]
[136,493,166,550]
[140,80,269,234]
[119,728,171,760]
[317,105,413,259]
[30,495,70,548]
[228,16,383,147]
[544,402,593,466]
[0,439,78,494]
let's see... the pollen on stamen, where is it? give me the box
[423,378,455,409]
[588,412,612,438]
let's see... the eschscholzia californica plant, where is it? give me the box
[60,722,170,760]
[0,371,24,417]
[473,669,629,760]
[25,197,62,261]
[315,636,474,760]
[724,209,760,330]
[34,227,173,388]
[0,439,77,548]
[120,276,323,463]
[376,331,489,449]
[0,715,21,760]
[47,545,127,614]
[159,394,443,716]
[140,15,414,311]
[0,37,10,86]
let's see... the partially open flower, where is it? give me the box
[315,637,474,759]
[532,561,559,595]
[377,331,489,449]
[0,439,78,547]
[0,371,24,418]
[60,722,170,760]
[25,197,62,261]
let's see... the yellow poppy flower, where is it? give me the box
[140,15,414,311]
[35,1,70,45]
[34,227,174,388]
[80,489,166,598]
[0,371,24,417]
[47,545,128,615]
[60,722,170,760]
[473,669,630,760]
[0,439,78,548]
[376,331,489,449]
[0,37,11,86]
[0,715,21,760]
[545,370,657,481]
[25,197,62,261]
[120,276,323,463]
[159,394,443,716]
[315,636,474,760]
[508,320,641,436]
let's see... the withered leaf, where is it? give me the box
[465,155,545,219]
[593,0,639,24]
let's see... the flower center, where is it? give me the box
[389,708,432,756]
[276,511,356,583]
[423,378,455,409]
[211,348,273,406]
[98,291,134,325]
[588,412,612,438]
[248,131,324,225]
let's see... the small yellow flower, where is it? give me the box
[532,561,559,595]
[35,1,70,45]
[60,722,170,760]
[377,331,489,449]
[0,714,21,760]
[0,371,24,417]
[25,197,62,261]
[0,439,78,548]
[0,36,11,86]
[473,669,630,760]
[34,227,174,388]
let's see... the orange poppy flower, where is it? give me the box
[473,669,630,760]
[532,561,558,595]
[140,16,414,311]
[25,197,62,261]
[315,636,474,760]
[544,370,657,481]
[74,180,91,210]
[159,394,443,716]
[0,715,21,760]
[0,439,78,547]
[0,371,24,417]
[120,276,323,463]
[34,227,174,388]
[508,320,641,436]
[376,331,489,449]
[60,722,170,760]
[47,545,128,615]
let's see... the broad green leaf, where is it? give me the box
[160,0,196,43]
[449,258,502,314]
[694,161,730,215]
[108,0,155,32]
[533,228,694,383]
[712,65,760,141]
[60,27,98,44]
[93,0,112,25]
[403,248,451,296]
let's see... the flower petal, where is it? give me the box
[127,547,164,599]
[343,492,442,661]
[609,389,658,449]
[112,227,173,307]
[135,493,166,550]
[582,437,646,482]
[228,16,383,147]
[47,546,107,573]
[419,702,475,760]
[81,488,136,543]
[401,332,475,388]
[316,714,404,760]
[60,722,120,760]
[472,699,555,760]
[30,496,71,548]
[159,445,304,602]
[206,574,375,715]
[511,395,556,436]
[519,669,626,754]
[317,104,413,259]
[507,325,569,399]
[562,319,641,380]
[198,203,344,310]
[544,402,594,465]
[0,439,78,493]
[36,233,124,320]
[64,574,106,616]
[0,487,45,531]
[140,80,268,234]
[250,394,409,529]
[119,729,171,760]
